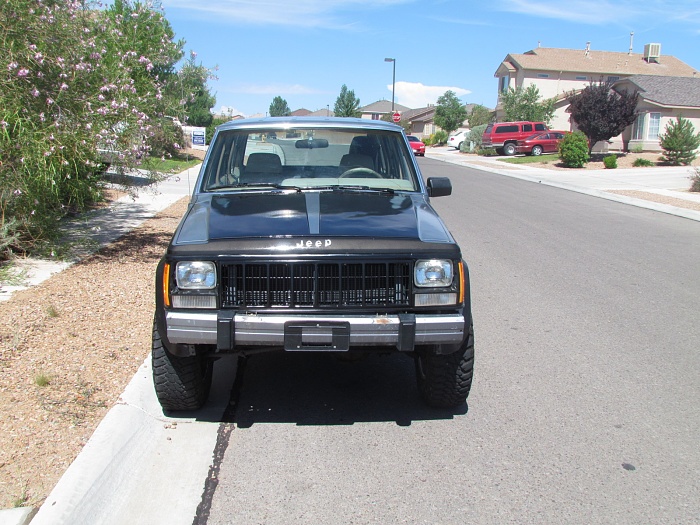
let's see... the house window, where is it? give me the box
[371,113,380,120]
[499,75,510,93]
[648,113,661,140]
[632,114,645,140]
[537,73,549,78]
[575,76,587,81]
[607,76,620,83]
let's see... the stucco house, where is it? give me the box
[612,75,700,152]
[494,43,699,150]
[359,100,410,120]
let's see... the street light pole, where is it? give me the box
[384,57,395,111]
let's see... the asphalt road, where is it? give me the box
[200,158,700,524]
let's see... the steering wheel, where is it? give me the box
[339,167,382,179]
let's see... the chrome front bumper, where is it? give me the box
[166,311,465,351]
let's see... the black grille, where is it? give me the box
[220,261,411,308]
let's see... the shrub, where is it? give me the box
[433,130,448,145]
[558,131,590,168]
[422,134,435,146]
[629,143,644,154]
[468,124,487,152]
[691,168,700,193]
[659,116,700,165]
[479,148,499,157]
[603,155,618,169]
[632,157,654,167]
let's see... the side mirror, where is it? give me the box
[426,177,452,197]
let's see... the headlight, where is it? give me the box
[176,261,216,289]
[414,259,453,287]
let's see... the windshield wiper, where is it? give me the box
[210,183,302,192]
[316,185,395,194]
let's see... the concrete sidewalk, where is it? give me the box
[424,147,700,222]
[0,166,199,303]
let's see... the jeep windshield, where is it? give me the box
[201,127,420,193]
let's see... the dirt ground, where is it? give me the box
[0,197,189,510]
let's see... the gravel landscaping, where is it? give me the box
[0,197,188,510]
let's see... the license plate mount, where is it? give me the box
[284,321,350,351]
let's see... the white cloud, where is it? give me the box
[164,0,414,28]
[392,81,471,108]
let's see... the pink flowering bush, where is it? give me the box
[0,0,184,258]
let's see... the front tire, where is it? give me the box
[531,145,543,156]
[415,324,474,408]
[152,319,213,411]
[503,143,517,156]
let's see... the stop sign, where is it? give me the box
[392,112,401,123]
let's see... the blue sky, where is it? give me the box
[161,0,700,117]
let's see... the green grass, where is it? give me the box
[143,155,201,174]
[34,373,51,387]
[499,154,559,165]
[46,304,60,318]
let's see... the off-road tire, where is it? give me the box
[152,319,213,411]
[415,323,474,408]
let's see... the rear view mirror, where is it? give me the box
[295,138,329,149]
[426,177,452,197]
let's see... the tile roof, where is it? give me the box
[614,75,700,108]
[497,46,698,78]
[401,106,435,122]
[360,100,411,113]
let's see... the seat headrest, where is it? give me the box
[246,153,282,174]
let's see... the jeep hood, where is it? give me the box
[173,192,453,245]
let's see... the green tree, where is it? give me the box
[467,104,492,128]
[434,91,467,136]
[269,96,291,117]
[659,116,700,165]
[176,51,216,127]
[501,85,555,124]
[333,85,361,118]
[567,82,638,154]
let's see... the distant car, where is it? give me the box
[482,121,549,156]
[447,130,469,150]
[515,131,568,156]
[406,135,426,156]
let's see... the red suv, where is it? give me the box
[482,121,549,156]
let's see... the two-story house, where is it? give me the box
[494,43,699,150]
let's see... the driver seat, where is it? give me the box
[339,152,374,171]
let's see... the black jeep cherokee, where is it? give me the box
[153,117,474,410]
